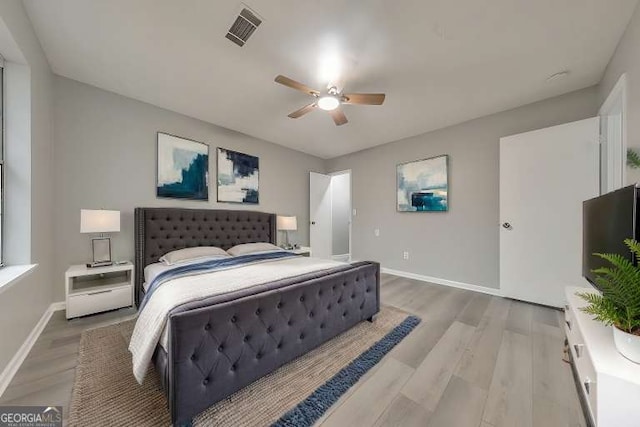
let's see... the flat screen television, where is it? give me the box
[583,185,638,288]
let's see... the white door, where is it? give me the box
[500,118,599,307]
[310,172,332,259]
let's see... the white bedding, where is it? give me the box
[129,256,345,384]
[143,262,173,291]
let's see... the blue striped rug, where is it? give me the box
[271,315,421,427]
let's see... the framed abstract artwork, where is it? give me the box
[397,154,449,212]
[217,147,259,204]
[156,132,209,200]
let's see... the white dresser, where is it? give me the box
[564,287,640,426]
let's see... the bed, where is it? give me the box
[133,207,380,426]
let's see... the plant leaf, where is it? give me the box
[581,239,640,333]
[628,149,640,169]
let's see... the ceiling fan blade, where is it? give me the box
[275,75,320,96]
[329,108,348,126]
[342,93,386,105]
[288,103,317,119]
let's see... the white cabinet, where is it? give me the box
[65,262,134,319]
[565,287,640,426]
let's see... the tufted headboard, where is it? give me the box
[134,207,277,306]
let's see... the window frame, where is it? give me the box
[0,56,5,266]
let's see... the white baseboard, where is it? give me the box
[0,301,66,397]
[381,267,503,297]
[50,301,66,311]
[332,254,351,262]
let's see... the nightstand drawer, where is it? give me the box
[67,286,132,318]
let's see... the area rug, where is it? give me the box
[68,306,420,427]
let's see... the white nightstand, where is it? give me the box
[65,262,134,319]
[289,246,312,257]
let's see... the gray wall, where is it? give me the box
[0,1,55,374]
[331,172,350,256]
[52,76,325,301]
[0,0,621,378]
[599,1,640,185]
[326,87,599,289]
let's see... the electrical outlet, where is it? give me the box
[403,251,409,260]
[352,208,357,216]
[374,228,380,237]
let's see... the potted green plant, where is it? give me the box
[578,238,640,363]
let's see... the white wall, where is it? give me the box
[0,1,54,375]
[52,76,325,301]
[327,87,598,289]
[599,2,640,185]
[331,172,350,256]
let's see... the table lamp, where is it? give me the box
[277,215,297,249]
[81,209,120,267]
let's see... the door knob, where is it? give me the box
[502,222,512,230]
[584,378,594,394]
[311,221,316,225]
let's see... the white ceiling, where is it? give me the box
[24,0,637,158]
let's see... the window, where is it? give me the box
[0,58,4,265]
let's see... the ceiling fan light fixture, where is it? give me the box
[274,74,384,125]
[317,96,340,111]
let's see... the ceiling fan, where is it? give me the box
[274,75,385,126]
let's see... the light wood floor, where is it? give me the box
[0,274,585,427]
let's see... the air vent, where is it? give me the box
[226,7,262,47]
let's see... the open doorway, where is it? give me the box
[330,171,351,261]
[309,170,351,260]
[599,73,627,192]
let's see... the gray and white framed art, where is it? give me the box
[217,147,259,204]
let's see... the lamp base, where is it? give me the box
[86,261,114,268]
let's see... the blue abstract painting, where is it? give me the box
[156,133,209,200]
[217,148,259,204]
[397,155,448,212]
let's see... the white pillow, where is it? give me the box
[226,242,283,257]
[159,246,229,266]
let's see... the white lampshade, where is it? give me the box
[277,215,297,231]
[80,209,121,233]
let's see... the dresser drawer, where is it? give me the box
[565,305,597,423]
[576,343,597,422]
[67,286,132,318]
[564,304,577,343]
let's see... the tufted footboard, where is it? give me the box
[152,261,380,426]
